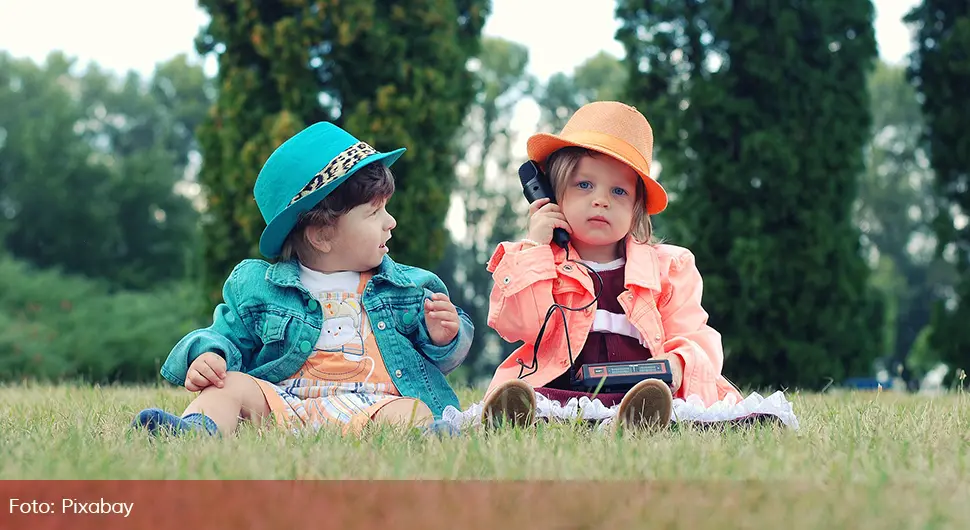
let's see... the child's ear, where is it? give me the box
[305,225,333,254]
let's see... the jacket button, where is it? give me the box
[503,277,511,285]
[395,369,403,378]
[307,299,318,311]
[377,321,386,330]
[299,340,311,353]
[563,265,573,271]
[654,334,661,343]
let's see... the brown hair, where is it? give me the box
[278,161,395,262]
[545,146,654,243]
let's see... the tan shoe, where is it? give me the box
[482,379,536,428]
[615,379,673,431]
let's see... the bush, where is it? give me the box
[0,256,204,383]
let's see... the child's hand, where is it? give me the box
[667,356,684,394]
[424,293,460,346]
[527,198,571,245]
[185,352,227,392]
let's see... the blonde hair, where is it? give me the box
[545,146,654,243]
[277,161,395,262]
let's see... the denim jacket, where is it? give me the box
[160,256,474,417]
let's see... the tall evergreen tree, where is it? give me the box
[616,0,884,390]
[195,0,489,306]
[905,1,970,381]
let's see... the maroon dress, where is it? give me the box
[535,265,653,407]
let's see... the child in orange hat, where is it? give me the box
[477,101,746,431]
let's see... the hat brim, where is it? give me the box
[527,132,668,215]
[258,147,406,258]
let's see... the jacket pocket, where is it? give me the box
[551,275,587,296]
[258,312,293,345]
[389,293,425,335]
[637,305,665,352]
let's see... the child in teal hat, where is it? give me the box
[132,122,472,438]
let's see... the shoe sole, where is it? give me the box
[482,380,536,428]
[616,379,672,430]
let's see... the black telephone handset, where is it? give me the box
[515,161,611,385]
[518,160,570,249]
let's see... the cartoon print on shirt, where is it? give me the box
[302,296,376,383]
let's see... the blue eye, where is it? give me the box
[578,181,592,190]
[612,188,629,196]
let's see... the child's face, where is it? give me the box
[320,197,396,272]
[559,155,639,254]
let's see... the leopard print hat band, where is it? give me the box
[288,141,379,207]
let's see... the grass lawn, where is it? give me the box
[1,383,968,527]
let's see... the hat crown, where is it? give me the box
[559,101,654,170]
[253,122,360,224]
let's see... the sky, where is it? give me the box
[0,0,919,80]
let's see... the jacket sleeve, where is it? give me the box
[652,249,723,403]
[413,272,475,375]
[485,240,560,345]
[159,261,262,386]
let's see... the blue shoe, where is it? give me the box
[419,419,460,438]
[131,408,219,437]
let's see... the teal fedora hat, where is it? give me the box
[254,122,406,258]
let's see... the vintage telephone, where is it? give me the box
[518,160,571,249]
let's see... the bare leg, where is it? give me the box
[182,372,271,436]
[371,398,434,429]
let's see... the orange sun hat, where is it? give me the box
[526,101,668,215]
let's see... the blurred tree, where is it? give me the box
[0,52,206,290]
[194,0,489,307]
[535,51,628,133]
[858,61,957,384]
[617,0,884,390]
[436,36,533,384]
[906,1,970,382]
